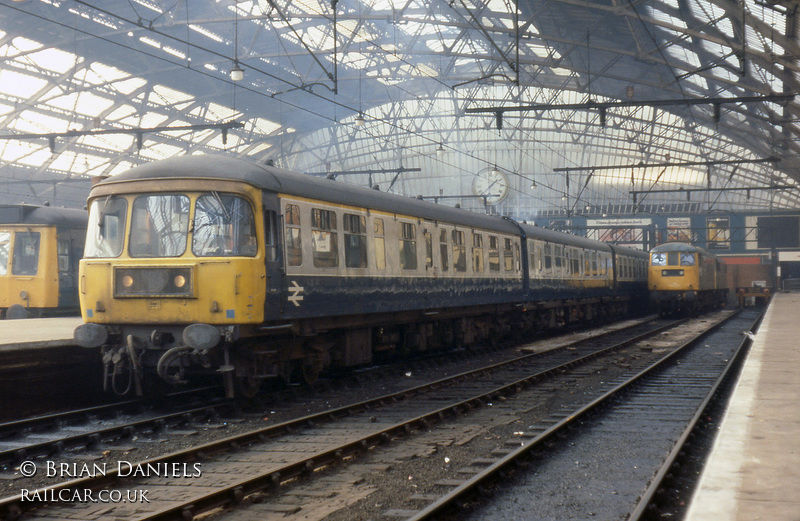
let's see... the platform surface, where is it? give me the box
[685,292,800,521]
[0,317,83,351]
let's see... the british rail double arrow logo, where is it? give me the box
[288,280,304,307]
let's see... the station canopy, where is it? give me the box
[1,0,799,219]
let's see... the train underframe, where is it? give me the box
[650,289,728,316]
[97,295,636,398]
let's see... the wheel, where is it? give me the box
[301,364,321,386]
[6,304,27,319]
[235,376,264,399]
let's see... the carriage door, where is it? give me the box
[56,230,76,308]
[262,193,283,317]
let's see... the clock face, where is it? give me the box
[472,169,509,205]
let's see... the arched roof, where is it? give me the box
[1,0,798,218]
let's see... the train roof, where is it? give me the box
[99,154,644,255]
[99,154,523,235]
[651,242,716,256]
[0,204,86,227]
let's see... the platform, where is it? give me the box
[0,317,83,351]
[685,292,800,521]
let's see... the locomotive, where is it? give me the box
[648,242,728,315]
[73,155,648,397]
[0,204,86,319]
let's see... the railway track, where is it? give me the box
[0,313,715,521]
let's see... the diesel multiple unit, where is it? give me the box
[74,154,650,397]
[0,204,86,319]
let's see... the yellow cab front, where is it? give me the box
[79,180,267,327]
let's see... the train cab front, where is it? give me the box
[648,249,700,315]
[74,186,267,397]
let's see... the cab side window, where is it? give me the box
[12,232,40,276]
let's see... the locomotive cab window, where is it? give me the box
[344,213,367,269]
[193,194,257,257]
[130,194,190,258]
[85,196,127,258]
[12,232,40,276]
[680,253,695,266]
[312,208,338,268]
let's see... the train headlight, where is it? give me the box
[115,267,193,297]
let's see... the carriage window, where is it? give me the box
[312,208,338,268]
[85,196,127,258]
[193,194,257,257]
[344,213,367,269]
[130,194,190,257]
[439,229,448,272]
[399,222,417,270]
[58,239,70,272]
[374,218,385,270]
[424,230,433,268]
[503,238,514,271]
[285,204,302,266]
[264,211,278,262]
[554,245,563,270]
[591,252,598,276]
[544,244,552,270]
[452,230,466,272]
[472,233,484,272]
[12,232,40,276]
[488,236,500,272]
[0,231,9,276]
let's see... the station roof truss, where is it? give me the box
[1,0,799,218]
